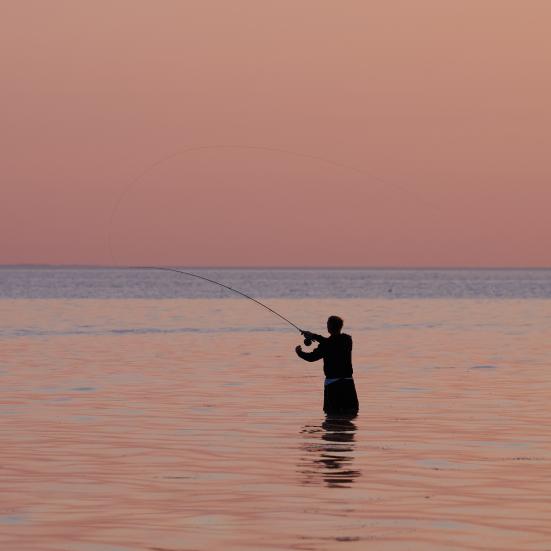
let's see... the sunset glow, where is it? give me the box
[2,1,550,266]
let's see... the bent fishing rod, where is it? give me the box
[108,145,436,344]
[133,266,314,344]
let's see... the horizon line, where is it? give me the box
[1,264,550,270]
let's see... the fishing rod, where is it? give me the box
[108,145,437,345]
[133,266,314,344]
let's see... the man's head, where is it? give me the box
[327,315,344,335]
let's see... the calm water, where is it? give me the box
[2,266,551,299]
[1,268,551,550]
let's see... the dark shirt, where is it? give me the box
[296,333,353,379]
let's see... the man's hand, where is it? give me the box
[295,345,302,354]
[301,331,315,340]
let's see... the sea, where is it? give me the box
[1,267,550,551]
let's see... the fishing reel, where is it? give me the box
[301,330,314,347]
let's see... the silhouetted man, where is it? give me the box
[295,315,359,416]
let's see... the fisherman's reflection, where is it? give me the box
[299,416,360,488]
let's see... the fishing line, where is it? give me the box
[107,143,435,267]
[107,143,437,338]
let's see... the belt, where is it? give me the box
[324,377,353,387]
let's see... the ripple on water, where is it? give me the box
[0,514,28,525]
[2,295,550,551]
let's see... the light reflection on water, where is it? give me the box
[1,297,551,550]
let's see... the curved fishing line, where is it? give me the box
[107,144,438,334]
[134,265,303,333]
[106,143,435,267]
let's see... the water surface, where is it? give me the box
[1,269,550,550]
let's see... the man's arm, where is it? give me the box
[295,344,324,362]
[301,331,327,343]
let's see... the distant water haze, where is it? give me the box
[1,267,551,300]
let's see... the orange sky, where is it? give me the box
[1,0,550,267]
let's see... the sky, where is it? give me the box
[1,0,550,267]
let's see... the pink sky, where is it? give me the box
[1,0,550,267]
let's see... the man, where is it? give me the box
[295,315,359,416]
